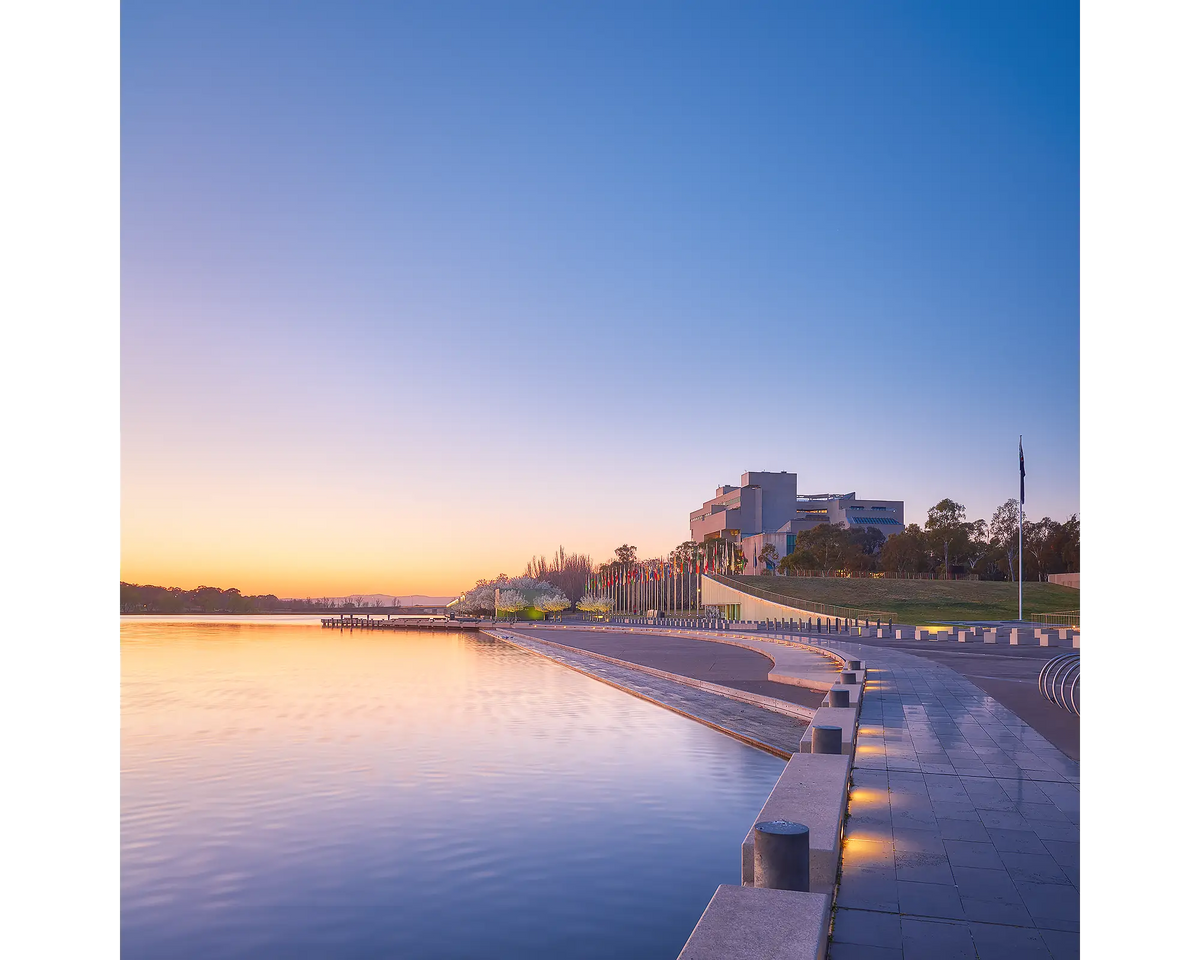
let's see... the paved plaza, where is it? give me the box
[818,638,1079,960]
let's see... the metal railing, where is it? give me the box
[1027,614,1084,628]
[1038,654,1080,716]
[705,573,898,622]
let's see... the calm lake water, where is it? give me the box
[121,620,784,959]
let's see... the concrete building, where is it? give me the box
[689,471,904,573]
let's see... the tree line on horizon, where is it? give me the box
[120,583,408,614]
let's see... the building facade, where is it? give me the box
[688,471,904,572]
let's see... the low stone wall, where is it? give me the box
[1048,572,1080,589]
[739,752,851,897]
[679,640,863,960]
[677,885,831,960]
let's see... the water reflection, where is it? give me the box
[122,622,784,959]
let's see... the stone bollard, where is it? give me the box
[754,820,810,892]
[829,688,850,708]
[847,659,862,671]
[812,725,842,755]
[841,671,856,684]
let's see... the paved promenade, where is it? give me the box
[817,638,1079,960]
[519,625,830,710]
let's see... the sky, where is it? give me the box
[121,1,1079,597]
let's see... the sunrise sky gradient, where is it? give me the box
[121,1,1079,597]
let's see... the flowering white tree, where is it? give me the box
[496,590,526,615]
[455,575,573,618]
[534,588,570,616]
[577,593,614,615]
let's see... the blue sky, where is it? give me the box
[121,1,1079,594]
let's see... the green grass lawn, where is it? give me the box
[730,575,1079,624]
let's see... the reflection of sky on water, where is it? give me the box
[122,622,784,959]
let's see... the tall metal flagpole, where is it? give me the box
[1018,436,1025,622]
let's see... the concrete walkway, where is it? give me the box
[519,625,830,710]
[528,623,843,691]
[816,638,1079,960]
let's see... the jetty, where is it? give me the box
[319,615,480,632]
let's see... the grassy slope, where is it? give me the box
[732,575,1079,624]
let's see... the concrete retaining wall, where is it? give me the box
[700,575,830,622]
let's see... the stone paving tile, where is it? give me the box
[969,921,1053,960]
[1039,839,1079,869]
[943,839,1005,870]
[837,873,901,913]
[828,943,905,960]
[935,818,992,842]
[960,894,1035,927]
[894,849,955,885]
[1037,927,1081,960]
[1015,880,1079,930]
[949,865,1026,907]
[986,827,1050,854]
[831,907,903,948]
[899,917,976,959]
[896,880,966,920]
[1026,818,1079,842]
[996,850,1072,885]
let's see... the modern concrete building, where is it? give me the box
[689,471,904,572]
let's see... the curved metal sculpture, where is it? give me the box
[1038,654,1080,716]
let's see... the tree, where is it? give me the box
[577,593,614,616]
[524,546,594,604]
[533,587,570,616]
[880,525,930,574]
[614,544,638,564]
[1056,514,1080,572]
[990,499,1021,581]
[925,499,967,577]
[759,542,779,574]
[801,523,853,574]
[779,549,818,575]
[1024,517,1070,582]
[671,540,699,565]
[496,590,525,616]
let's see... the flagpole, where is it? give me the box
[1018,435,1024,622]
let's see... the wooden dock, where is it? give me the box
[319,615,481,632]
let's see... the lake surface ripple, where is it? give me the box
[121,621,784,959]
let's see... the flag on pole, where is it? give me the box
[1019,438,1025,505]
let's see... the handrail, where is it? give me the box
[1032,611,1081,627]
[705,572,898,622]
[1038,654,1080,716]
